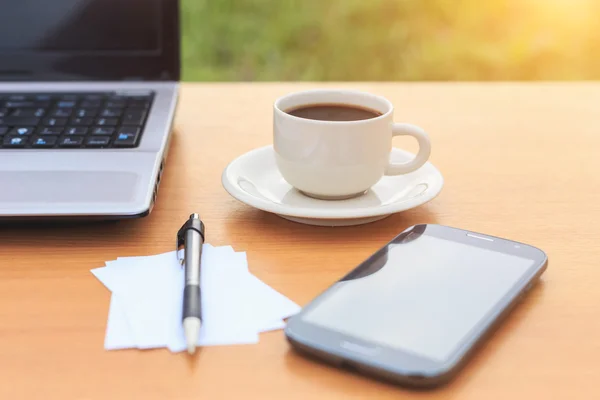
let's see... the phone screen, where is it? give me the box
[300,233,536,363]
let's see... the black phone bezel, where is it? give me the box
[284,224,548,388]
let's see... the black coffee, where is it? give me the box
[286,103,382,121]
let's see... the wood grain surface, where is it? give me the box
[0,83,598,399]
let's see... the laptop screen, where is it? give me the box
[0,0,161,53]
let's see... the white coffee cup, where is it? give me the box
[273,89,432,200]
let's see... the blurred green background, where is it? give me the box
[181,0,600,81]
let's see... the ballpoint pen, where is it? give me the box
[177,213,205,355]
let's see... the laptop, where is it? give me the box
[0,0,179,220]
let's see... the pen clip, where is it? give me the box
[176,224,186,266]
[176,214,206,267]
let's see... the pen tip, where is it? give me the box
[183,317,201,356]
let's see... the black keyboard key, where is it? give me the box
[37,127,63,135]
[70,117,94,126]
[100,108,123,118]
[123,110,146,118]
[64,127,88,135]
[122,110,147,126]
[3,136,27,147]
[43,118,67,126]
[35,95,52,101]
[10,108,45,117]
[128,95,152,100]
[106,100,126,108]
[80,100,102,108]
[8,95,28,101]
[51,108,73,117]
[9,127,34,136]
[32,136,57,148]
[0,109,7,117]
[113,127,140,147]
[59,94,78,101]
[4,101,34,108]
[96,118,118,126]
[59,136,84,147]
[116,126,140,136]
[128,99,151,108]
[0,127,8,135]
[4,101,50,108]
[84,94,103,100]
[122,117,145,126]
[56,101,77,108]
[75,108,98,118]
[0,117,41,126]
[86,136,111,147]
[91,127,114,135]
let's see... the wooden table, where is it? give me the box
[0,83,598,399]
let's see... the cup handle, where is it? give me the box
[385,123,432,175]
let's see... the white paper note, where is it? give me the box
[91,244,301,352]
[104,294,136,350]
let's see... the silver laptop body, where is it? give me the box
[0,0,180,219]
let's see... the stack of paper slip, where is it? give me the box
[91,244,301,352]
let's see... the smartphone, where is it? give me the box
[284,224,548,388]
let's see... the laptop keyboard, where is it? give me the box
[0,92,154,149]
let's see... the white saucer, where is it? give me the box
[221,146,444,226]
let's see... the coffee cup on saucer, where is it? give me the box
[221,88,443,226]
[273,89,432,200]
